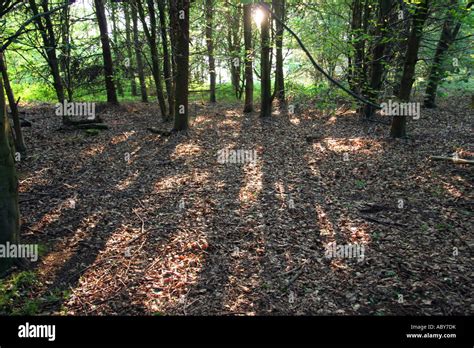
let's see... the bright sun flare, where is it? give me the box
[253,8,266,27]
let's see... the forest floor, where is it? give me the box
[7,96,473,315]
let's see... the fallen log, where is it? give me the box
[147,127,172,136]
[67,118,103,125]
[429,156,474,164]
[75,123,109,130]
[358,214,408,228]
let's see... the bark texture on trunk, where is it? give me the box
[94,0,119,104]
[28,0,65,110]
[0,60,20,274]
[136,0,167,119]
[260,6,271,118]
[390,0,429,138]
[0,55,25,154]
[124,2,138,97]
[243,3,254,113]
[158,0,173,114]
[363,0,392,119]
[273,0,285,106]
[170,0,190,131]
[424,0,470,108]
[131,0,148,102]
[205,0,217,103]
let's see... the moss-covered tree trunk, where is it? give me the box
[0,55,25,154]
[0,56,20,274]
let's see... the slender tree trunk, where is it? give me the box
[136,0,167,120]
[226,1,242,100]
[131,0,148,102]
[157,0,173,115]
[393,0,411,96]
[234,8,244,100]
[390,0,430,138]
[205,0,216,103]
[349,0,361,92]
[0,55,20,274]
[170,0,190,131]
[111,2,124,97]
[0,56,25,154]
[94,0,119,104]
[364,0,392,119]
[260,5,272,118]
[124,2,138,97]
[59,4,73,101]
[243,3,254,113]
[28,0,65,107]
[357,0,372,108]
[273,0,285,106]
[424,1,471,108]
[168,0,177,120]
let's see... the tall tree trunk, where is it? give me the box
[260,4,272,118]
[393,1,412,96]
[227,1,242,100]
[390,0,430,138]
[273,0,285,106]
[111,2,124,97]
[131,0,148,102]
[424,1,471,108]
[168,0,177,120]
[349,0,362,92]
[136,0,167,120]
[359,0,372,104]
[94,0,119,104]
[157,0,173,115]
[59,3,73,101]
[28,0,65,107]
[205,0,216,103]
[243,3,254,113]
[170,0,190,131]
[0,54,20,274]
[0,55,25,154]
[364,0,392,119]
[124,1,138,97]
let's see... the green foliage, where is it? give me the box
[0,271,71,315]
[12,83,57,102]
[1,0,472,107]
[0,271,39,315]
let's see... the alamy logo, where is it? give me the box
[55,101,96,120]
[0,242,38,262]
[381,100,420,120]
[217,149,258,164]
[18,322,55,341]
[324,242,365,262]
